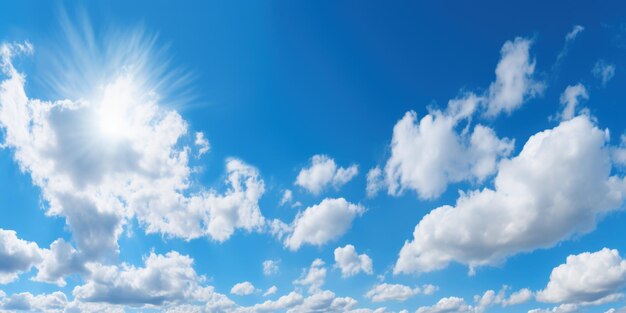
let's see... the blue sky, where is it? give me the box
[1,1,626,312]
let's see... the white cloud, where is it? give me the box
[364,283,421,302]
[33,239,86,287]
[565,25,585,42]
[558,84,589,121]
[502,288,533,306]
[262,286,278,297]
[485,37,544,117]
[0,36,268,269]
[415,297,472,313]
[284,198,365,251]
[334,244,373,277]
[194,132,210,158]
[293,259,326,294]
[0,229,43,284]
[244,291,303,312]
[612,135,626,166]
[295,155,358,194]
[536,248,626,304]
[262,259,279,276]
[231,282,258,296]
[593,60,616,86]
[0,291,67,313]
[287,290,357,313]
[366,166,384,198]
[394,116,626,274]
[279,189,293,206]
[384,106,513,200]
[72,251,219,306]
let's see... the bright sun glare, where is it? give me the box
[96,74,138,138]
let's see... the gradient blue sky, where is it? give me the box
[1,1,626,313]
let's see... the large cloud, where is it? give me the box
[0,229,43,284]
[0,38,267,272]
[395,116,626,274]
[536,248,626,304]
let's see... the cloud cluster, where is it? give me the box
[374,37,542,200]
[536,248,626,304]
[395,116,626,274]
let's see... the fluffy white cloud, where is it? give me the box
[0,291,68,313]
[364,283,421,302]
[262,286,277,297]
[243,291,303,312]
[262,259,279,276]
[334,244,373,277]
[295,155,358,195]
[384,106,513,200]
[394,116,626,274]
[0,34,268,268]
[284,198,365,250]
[593,60,616,86]
[502,288,533,306]
[231,282,258,296]
[612,135,626,166]
[558,83,589,121]
[72,251,218,306]
[485,37,544,117]
[33,239,86,286]
[293,259,326,294]
[415,297,471,313]
[0,229,43,284]
[287,290,357,313]
[536,248,626,304]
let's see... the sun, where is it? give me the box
[95,74,139,139]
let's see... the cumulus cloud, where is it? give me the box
[295,155,358,195]
[283,198,365,251]
[558,83,589,121]
[231,282,258,296]
[364,283,421,302]
[243,291,303,312]
[415,297,472,313]
[262,259,279,276]
[33,239,86,286]
[394,116,626,274]
[287,290,357,313]
[279,189,293,206]
[502,288,533,306]
[593,60,616,86]
[72,251,219,306]
[293,259,327,294]
[384,105,513,200]
[0,291,68,312]
[334,244,373,277]
[485,37,544,117]
[0,30,269,271]
[536,248,626,304]
[0,229,43,284]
